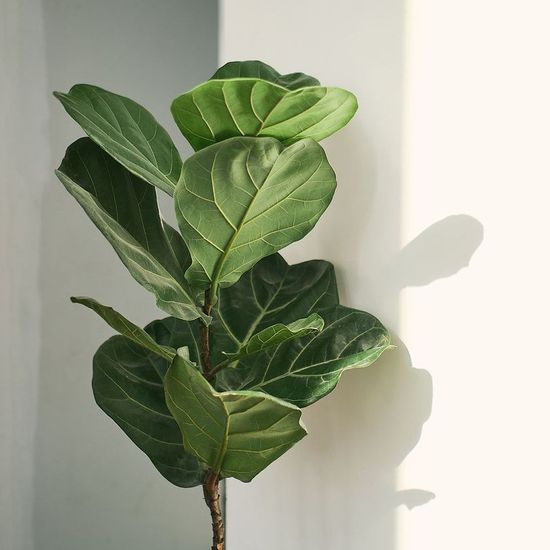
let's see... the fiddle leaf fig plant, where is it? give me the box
[54,60,391,550]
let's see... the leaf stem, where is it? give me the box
[202,470,225,550]
[200,289,214,379]
[209,358,231,378]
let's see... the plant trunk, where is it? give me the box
[201,291,224,548]
[203,470,224,550]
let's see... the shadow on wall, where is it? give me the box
[382,214,484,505]
[357,213,484,492]
[305,214,483,548]
[388,214,485,288]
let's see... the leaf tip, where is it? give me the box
[52,90,67,102]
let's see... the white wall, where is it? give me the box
[1,1,218,549]
[221,1,550,549]
[1,2,50,548]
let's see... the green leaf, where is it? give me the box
[213,254,392,408]
[171,76,357,151]
[56,138,206,323]
[221,313,324,363]
[165,351,307,482]
[71,296,176,361]
[93,321,204,488]
[211,60,320,90]
[174,136,336,294]
[225,306,392,408]
[211,253,338,360]
[54,84,181,196]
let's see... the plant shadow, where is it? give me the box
[299,213,484,548]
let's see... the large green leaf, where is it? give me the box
[213,254,392,407]
[211,60,320,90]
[54,85,181,196]
[174,136,336,294]
[165,351,307,482]
[171,75,357,151]
[56,138,206,323]
[221,313,324,363]
[211,253,338,361]
[93,322,204,488]
[71,296,176,361]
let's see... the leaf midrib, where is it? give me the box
[209,144,279,295]
[214,404,230,474]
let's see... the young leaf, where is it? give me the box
[171,77,357,151]
[93,331,204,488]
[221,313,324,363]
[56,139,206,323]
[165,352,307,482]
[54,85,181,196]
[211,60,320,90]
[174,137,336,294]
[71,296,176,361]
[212,254,392,407]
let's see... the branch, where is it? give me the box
[203,470,224,550]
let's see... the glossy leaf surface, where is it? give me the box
[54,85,181,195]
[56,138,205,322]
[175,137,336,293]
[93,320,204,488]
[171,76,357,151]
[213,254,392,407]
[165,352,307,482]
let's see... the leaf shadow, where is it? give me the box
[298,212,483,547]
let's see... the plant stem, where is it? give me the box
[200,291,225,548]
[203,470,225,550]
[200,289,213,379]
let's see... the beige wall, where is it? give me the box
[221,1,550,549]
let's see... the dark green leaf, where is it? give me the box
[56,138,206,322]
[213,254,392,407]
[71,296,175,361]
[221,305,391,408]
[211,60,320,90]
[165,352,307,482]
[210,253,338,365]
[171,76,357,151]
[54,85,181,195]
[174,137,336,294]
[93,321,204,488]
